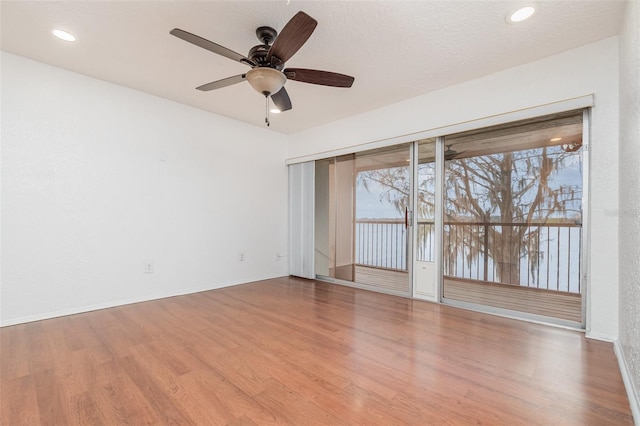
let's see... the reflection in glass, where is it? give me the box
[442,112,584,322]
[416,140,437,262]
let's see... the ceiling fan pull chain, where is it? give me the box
[265,95,270,127]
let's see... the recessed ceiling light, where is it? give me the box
[270,108,281,114]
[550,137,562,142]
[52,29,76,42]
[507,6,536,23]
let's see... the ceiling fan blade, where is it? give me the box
[170,28,256,67]
[196,74,246,91]
[284,68,354,87]
[444,152,458,161]
[266,11,317,64]
[271,87,292,112]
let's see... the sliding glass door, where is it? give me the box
[312,110,586,326]
[441,112,584,324]
[315,144,413,296]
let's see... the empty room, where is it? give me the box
[1,1,638,425]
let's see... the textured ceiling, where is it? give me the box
[0,1,625,134]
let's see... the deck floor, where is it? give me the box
[354,265,582,322]
[444,277,582,322]
[355,265,410,294]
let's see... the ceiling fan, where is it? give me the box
[170,11,355,124]
[444,145,459,160]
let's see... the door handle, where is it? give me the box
[405,208,413,228]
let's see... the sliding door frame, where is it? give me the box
[580,108,590,328]
[434,137,446,303]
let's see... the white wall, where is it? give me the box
[618,0,640,419]
[1,52,289,326]
[288,38,620,340]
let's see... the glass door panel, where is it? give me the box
[335,155,356,281]
[314,156,356,282]
[354,143,412,295]
[415,139,438,299]
[314,159,334,277]
[441,112,584,324]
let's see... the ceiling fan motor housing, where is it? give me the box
[250,26,284,69]
[248,45,276,67]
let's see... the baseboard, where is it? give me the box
[585,330,616,342]
[0,274,286,327]
[614,339,640,425]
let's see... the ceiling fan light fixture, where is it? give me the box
[507,6,536,23]
[246,68,287,96]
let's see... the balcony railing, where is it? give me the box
[355,219,582,293]
[355,219,408,271]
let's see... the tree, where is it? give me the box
[357,145,582,285]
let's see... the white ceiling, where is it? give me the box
[0,1,625,135]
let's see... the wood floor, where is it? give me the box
[0,277,633,425]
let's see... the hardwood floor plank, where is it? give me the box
[226,414,259,426]
[117,355,194,425]
[172,371,241,425]
[0,323,30,380]
[0,277,633,425]
[91,369,164,424]
[228,346,408,425]
[70,391,104,426]
[64,314,104,351]
[0,375,40,425]
[25,322,55,375]
[179,370,284,424]
[183,341,269,398]
[253,378,343,425]
[32,369,71,425]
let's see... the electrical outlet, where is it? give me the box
[239,252,245,262]
[144,262,154,273]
